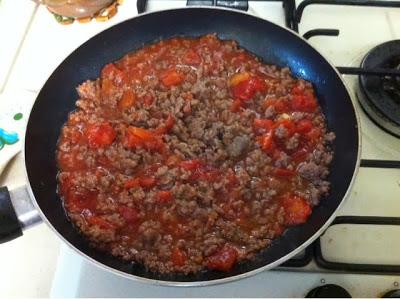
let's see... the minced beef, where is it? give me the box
[56,34,335,274]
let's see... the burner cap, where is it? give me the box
[358,40,400,137]
[306,284,351,298]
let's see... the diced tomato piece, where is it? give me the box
[207,246,238,272]
[125,126,164,151]
[282,195,312,225]
[231,76,266,101]
[257,132,275,153]
[143,94,154,106]
[101,64,127,98]
[129,127,154,141]
[118,206,140,224]
[156,191,173,204]
[165,155,182,166]
[183,49,202,65]
[229,72,251,87]
[274,168,296,177]
[118,89,136,110]
[253,119,274,132]
[292,94,318,112]
[86,122,116,148]
[101,63,119,78]
[101,78,114,98]
[124,176,157,189]
[291,84,304,95]
[171,247,187,267]
[296,119,313,134]
[163,114,175,132]
[101,63,127,86]
[275,100,290,113]
[154,115,175,135]
[124,132,142,148]
[140,176,157,188]
[179,159,202,171]
[124,178,140,189]
[161,70,184,87]
[230,99,243,112]
[264,98,291,113]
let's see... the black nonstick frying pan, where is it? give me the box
[0,7,360,285]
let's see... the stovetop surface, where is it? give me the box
[1,0,400,297]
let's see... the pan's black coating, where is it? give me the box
[25,8,359,282]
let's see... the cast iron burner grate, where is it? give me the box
[358,40,400,138]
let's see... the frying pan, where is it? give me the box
[0,7,360,285]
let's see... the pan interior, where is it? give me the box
[25,8,359,283]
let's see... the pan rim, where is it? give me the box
[23,5,362,287]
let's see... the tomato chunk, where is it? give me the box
[86,122,116,148]
[119,206,140,224]
[165,155,182,166]
[296,119,313,134]
[156,190,173,204]
[207,246,238,272]
[274,168,296,177]
[230,99,243,112]
[282,195,312,225]
[171,247,187,267]
[139,176,157,188]
[231,76,266,101]
[153,115,175,135]
[101,63,127,86]
[125,126,164,151]
[229,72,251,87]
[161,70,184,87]
[253,119,274,132]
[143,94,154,106]
[183,49,201,65]
[118,89,136,110]
[179,159,202,171]
[257,132,275,153]
[291,94,318,112]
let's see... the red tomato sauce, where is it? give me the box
[56,34,334,274]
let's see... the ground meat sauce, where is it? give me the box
[56,34,335,274]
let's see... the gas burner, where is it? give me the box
[382,289,400,298]
[358,40,400,138]
[305,284,351,298]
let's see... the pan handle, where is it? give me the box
[0,186,42,243]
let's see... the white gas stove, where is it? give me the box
[1,0,400,297]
